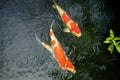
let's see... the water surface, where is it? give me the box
[0,0,120,80]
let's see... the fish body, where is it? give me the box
[36,21,76,73]
[53,2,81,37]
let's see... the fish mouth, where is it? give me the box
[72,70,76,73]
[76,33,81,37]
[72,32,82,37]
[67,68,76,73]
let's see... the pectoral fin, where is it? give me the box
[63,27,70,33]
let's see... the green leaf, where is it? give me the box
[110,29,114,38]
[108,44,114,54]
[104,37,112,43]
[114,41,120,53]
[103,40,111,43]
[114,37,120,41]
[105,37,112,41]
[116,45,120,53]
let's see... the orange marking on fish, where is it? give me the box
[52,40,56,45]
[53,44,67,70]
[50,31,53,36]
[70,22,80,34]
[62,13,72,24]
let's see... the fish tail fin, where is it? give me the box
[65,59,76,73]
[35,34,53,53]
[35,34,46,47]
[52,0,58,8]
[35,34,42,45]
[53,0,56,4]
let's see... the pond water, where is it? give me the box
[0,0,120,80]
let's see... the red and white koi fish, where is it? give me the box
[53,2,81,37]
[35,21,76,73]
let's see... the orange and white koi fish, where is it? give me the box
[35,21,76,73]
[53,2,81,37]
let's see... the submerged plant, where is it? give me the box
[104,29,120,54]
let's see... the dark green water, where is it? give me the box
[0,0,120,80]
[47,0,120,80]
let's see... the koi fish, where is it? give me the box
[35,21,76,73]
[53,2,81,37]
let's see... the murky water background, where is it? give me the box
[0,0,120,80]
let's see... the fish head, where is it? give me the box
[71,31,81,37]
[65,59,76,73]
[67,67,76,73]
